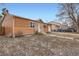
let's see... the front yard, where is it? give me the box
[0,33,79,56]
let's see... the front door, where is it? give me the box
[37,23,44,32]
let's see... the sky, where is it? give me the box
[0,3,59,22]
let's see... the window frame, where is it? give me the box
[29,21,36,28]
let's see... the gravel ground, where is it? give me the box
[0,33,79,56]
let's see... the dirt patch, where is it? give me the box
[0,34,79,56]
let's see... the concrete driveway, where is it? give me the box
[47,32,79,40]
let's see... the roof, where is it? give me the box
[2,8,47,24]
[12,14,37,22]
[12,14,53,25]
[12,14,46,24]
[48,21,61,26]
[35,19,44,23]
[2,9,51,25]
[3,12,52,25]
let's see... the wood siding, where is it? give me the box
[14,16,36,35]
[2,14,54,37]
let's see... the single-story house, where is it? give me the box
[1,8,53,37]
[48,21,61,31]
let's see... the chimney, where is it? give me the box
[2,8,9,15]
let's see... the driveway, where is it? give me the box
[47,32,79,40]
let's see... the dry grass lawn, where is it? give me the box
[0,34,79,56]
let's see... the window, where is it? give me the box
[29,22,35,28]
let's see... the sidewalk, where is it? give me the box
[46,32,79,40]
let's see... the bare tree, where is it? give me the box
[57,3,79,32]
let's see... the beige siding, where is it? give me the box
[2,14,14,36]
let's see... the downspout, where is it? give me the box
[12,15,15,38]
[38,23,41,32]
[48,24,51,32]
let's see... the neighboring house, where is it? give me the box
[48,21,61,31]
[60,24,69,30]
[1,8,52,37]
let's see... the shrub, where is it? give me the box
[47,32,51,34]
[34,31,44,35]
